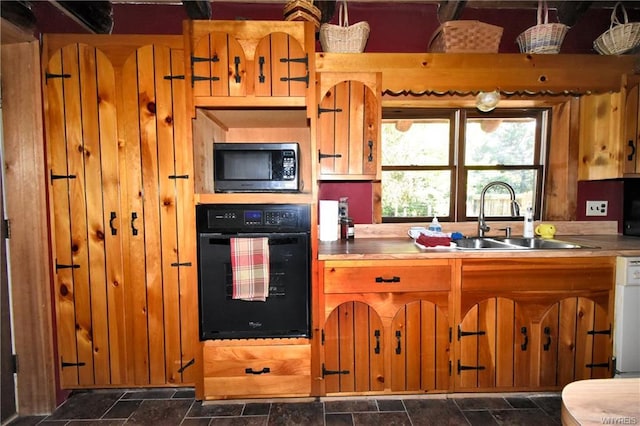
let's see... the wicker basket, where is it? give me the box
[283,0,321,30]
[319,0,370,53]
[594,2,640,55]
[516,1,569,54]
[428,20,503,53]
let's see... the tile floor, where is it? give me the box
[5,388,562,426]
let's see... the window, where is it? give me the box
[381,108,547,222]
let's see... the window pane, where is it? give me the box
[465,118,536,165]
[466,170,537,217]
[382,170,451,218]
[382,120,450,166]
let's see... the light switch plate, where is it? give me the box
[586,200,608,216]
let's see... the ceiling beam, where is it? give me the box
[437,0,467,22]
[50,1,114,34]
[183,1,211,20]
[557,1,592,26]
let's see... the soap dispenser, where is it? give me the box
[523,207,534,238]
[429,217,442,233]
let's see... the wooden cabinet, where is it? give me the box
[317,72,381,180]
[623,76,640,175]
[43,36,197,388]
[202,342,311,399]
[320,260,453,395]
[185,20,315,104]
[457,257,615,391]
[578,92,625,180]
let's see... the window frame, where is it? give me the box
[380,107,549,223]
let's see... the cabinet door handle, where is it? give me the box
[131,212,139,236]
[374,329,381,354]
[245,367,270,375]
[628,140,637,161]
[258,56,266,83]
[109,212,117,236]
[368,140,373,162]
[375,276,400,283]
[543,326,552,351]
[233,56,241,83]
[395,330,402,354]
[520,326,528,351]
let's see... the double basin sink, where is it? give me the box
[454,237,594,250]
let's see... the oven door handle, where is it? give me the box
[205,235,305,246]
[245,367,270,375]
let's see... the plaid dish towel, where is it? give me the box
[230,237,270,301]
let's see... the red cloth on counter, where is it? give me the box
[416,234,451,247]
[230,237,270,301]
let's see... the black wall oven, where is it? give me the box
[196,204,311,340]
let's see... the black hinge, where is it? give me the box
[171,262,192,267]
[56,261,80,272]
[587,325,611,335]
[457,360,486,373]
[61,359,86,368]
[164,75,185,80]
[458,325,486,340]
[168,174,189,180]
[280,55,308,67]
[2,219,10,240]
[192,75,221,85]
[322,363,349,377]
[45,72,71,83]
[280,73,309,88]
[50,170,77,182]
[318,151,343,162]
[191,55,220,64]
[12,354,18,374]
[177,358,195,373]
[586,362,610,369]
[318,106,343,117]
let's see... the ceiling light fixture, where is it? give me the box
[476,90,501,112]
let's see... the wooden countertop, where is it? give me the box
[561,378,640,425]
[318,235,640,260]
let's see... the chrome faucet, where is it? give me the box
[478,181,520,237]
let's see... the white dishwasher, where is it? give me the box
[614,256,640,377]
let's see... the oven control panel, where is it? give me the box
[197,203,310,233]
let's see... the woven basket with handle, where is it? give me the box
[516,1,569,54]
[594,2,640,55]
[428,20,503,53]
[319,0,370,53]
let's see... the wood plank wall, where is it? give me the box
[1,41,57,415]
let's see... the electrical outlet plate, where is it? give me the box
[586,200,608,217]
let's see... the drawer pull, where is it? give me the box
[543,326,552,351]
[375,276,400,283]
[520,326,528,351]
[245,367,270,375]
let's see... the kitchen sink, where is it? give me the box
[454,237,595,250]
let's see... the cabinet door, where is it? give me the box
[323,301,384,393]
[191,31,247,97]
[539,297,612,387]
[318,81,379,179]
[457,297,529,389]
[46,44,126,387]
[390,300,449,392]
[121,44,196,386]
[254,32,308,97]
[623,82,640,174]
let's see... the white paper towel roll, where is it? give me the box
[319,200,339,241]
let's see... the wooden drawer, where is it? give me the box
[203,344,311,398]
[324,260,452,294]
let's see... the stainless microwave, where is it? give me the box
[213,142,299,193]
